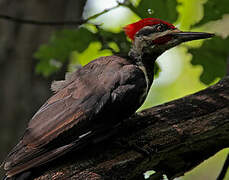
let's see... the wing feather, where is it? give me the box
[3,55,147,177]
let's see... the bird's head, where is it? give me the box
[125,18,214,59]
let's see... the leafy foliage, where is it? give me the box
[34,28,97,76]
[127,0,178,22]
[189,37,228,84]
[34,0,229,86]
[98,30,131,54]
[194,0,229,27]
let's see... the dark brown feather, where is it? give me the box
[3,55,147,177]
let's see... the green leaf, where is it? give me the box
[98,30,131,54]
[194,0,229,27]
[35,58,61,77]
[71,42,113,67]
[177,0,207,30]
[34,28,96,76]
[189,37,228,84]
[128,0,178,22]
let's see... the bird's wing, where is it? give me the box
[3,56,147,177]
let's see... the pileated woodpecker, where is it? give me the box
[2,18,214,179]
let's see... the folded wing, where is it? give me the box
[3,55,147,177]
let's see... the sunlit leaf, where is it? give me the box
[189,37,228,84]
[73,42,113,66]
[177,0,206,30]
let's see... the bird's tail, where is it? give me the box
[3,171,31,180]
[4,130,95,178]
[4,123,120,178]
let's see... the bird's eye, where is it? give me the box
[156,25,163,31]
[156,24,167,32]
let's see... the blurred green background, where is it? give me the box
[0,0,228,179]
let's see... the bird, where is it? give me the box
[2,18,214,179]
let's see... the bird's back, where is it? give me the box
[3,55,148,178]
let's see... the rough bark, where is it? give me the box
[0,0,86,178]
[32,76,229,180]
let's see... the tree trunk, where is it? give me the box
[33,76,229,180]
[0,0,86,178]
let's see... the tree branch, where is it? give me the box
[0,3,121,26]
[34,76,229,180]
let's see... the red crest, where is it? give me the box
[124,18,175,40]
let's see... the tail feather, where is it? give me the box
[4,124,117,178]
[6,144,73,177]
[5,131,94,178]
[3,171,32,180]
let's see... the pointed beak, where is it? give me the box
[171,31,215,42]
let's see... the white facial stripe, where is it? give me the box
[137,62,149,104]
[143,29,174,41]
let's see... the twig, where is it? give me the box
[85,4,119,22]
[0,3,120,26]
[0,14,86,26]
